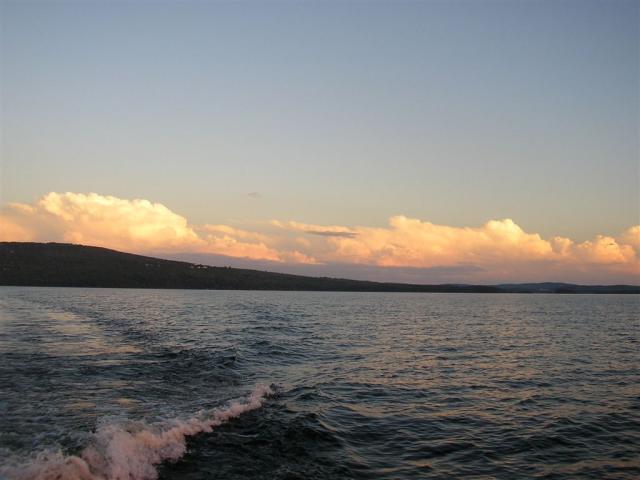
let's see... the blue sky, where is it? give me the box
[1,0,638,283]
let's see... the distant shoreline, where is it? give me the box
[0,285,638,295]
[1,242,638,294]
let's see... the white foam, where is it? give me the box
[2,384,273,480]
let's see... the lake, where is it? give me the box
[0,288,638,479]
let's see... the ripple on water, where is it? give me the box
[0,289,638,479]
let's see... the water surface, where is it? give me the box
[0,288,638,479]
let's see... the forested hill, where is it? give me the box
[0,242,638,293]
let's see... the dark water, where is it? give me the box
[0,288,638,479]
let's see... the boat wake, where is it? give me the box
[2,384,274,480]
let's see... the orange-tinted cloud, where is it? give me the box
[279,216,638,268]
[1,192,203,251]
[1,192,638,283]
[0,192,314,263]
[273,216,640,282]
[271,220,358,238]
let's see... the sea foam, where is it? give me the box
[2,384,273,480]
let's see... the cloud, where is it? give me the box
[0,192,202,251]
[271,220,358,237]
[274,215,640,282]
[1,192,638,283]
[619,225,640,249]
[196,223,317,263]
[0,192,314,263]
[304,231,358,238]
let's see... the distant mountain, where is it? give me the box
[497,282,640,294]
[0,242,638,294]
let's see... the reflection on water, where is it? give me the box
[0,288,638,479]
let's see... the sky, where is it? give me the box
[1,0,638,284]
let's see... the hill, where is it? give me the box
[0,242,500,292]
[0,242,637,293]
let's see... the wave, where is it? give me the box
[2,384,273,480]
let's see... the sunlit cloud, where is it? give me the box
[273,216,639,281]
[1,192,638,283]
[271,220,358,238]
[0,192,313,263]
[0,192,202,251]
[196,223,317,263]
[276,216,638,268]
